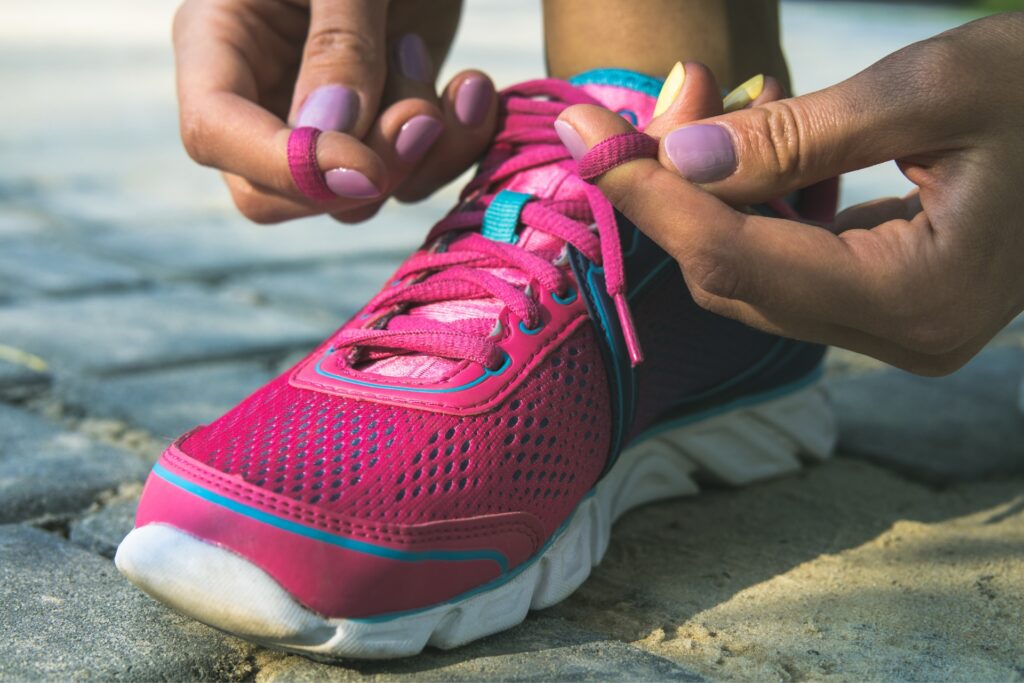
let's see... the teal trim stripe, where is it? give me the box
[351,489,595,623]
[482,190,532,243]
[152,463,509,572]
[314,350,511,394]
[569,68,664,98]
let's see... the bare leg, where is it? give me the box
[542,0,789,92]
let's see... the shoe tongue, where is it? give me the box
[362,71,661,380]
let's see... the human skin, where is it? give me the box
[172,0,499,224]
[558,12,1024,376]
[542,0,789,93]
[174,0,783,224]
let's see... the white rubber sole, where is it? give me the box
[116,382,836,660]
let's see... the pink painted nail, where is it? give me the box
[454,76,493,127]
[296,85,359,132]
[396,33,433,83]
[324,169,380,199]
[395,116,443,164]
[554,120,588,160]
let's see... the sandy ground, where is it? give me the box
[553,459,1024,681]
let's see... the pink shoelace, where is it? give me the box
[334,80,646,371]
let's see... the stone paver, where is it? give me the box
[0,525,255,681]
[70,498,138,559]
[0,204,55,238]
[0,239,146,295]
[72,200,434,278]
[256,616,702,682]
[63,360,275,440]
[0,357,50,399]
[0,288,324,375]
[828,345,1024,485]
[0,404,148,523]
[225,258,399,322]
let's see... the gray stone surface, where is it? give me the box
[0,404,148,523]
[0,288,324,374]
[828,345,1024,484]
[258,616,702,682]
[64,360,276,439]
[226,258,399,321]
[74,203,432,278]
[0,525,255,681]
[0,357,50,398]
[0,205,54,238]
[0,239,146,295]
[70,499,138,558]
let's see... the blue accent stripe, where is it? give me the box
[482,190,532,243]
[569,69,664,98]
[152,462,509,572]
[314,350,511,394]
[351,489,595,623]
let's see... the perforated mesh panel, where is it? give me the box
[180,326,610,535]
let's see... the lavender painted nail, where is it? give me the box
[553,120,588,160]
[296,85,359,132]
[663,124,737,183]
[397,33,433,83]
[395,116,443,164]
[454,76,493,127]
[324,168,380,199]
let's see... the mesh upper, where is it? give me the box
[179,326,610,536]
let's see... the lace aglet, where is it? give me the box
[613,293,644,367]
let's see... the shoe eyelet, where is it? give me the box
[518,320,543,335]
[552,286,577,305]
[486,351,512,374]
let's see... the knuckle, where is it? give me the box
[901,347,972,378]
[179,111,213,166]
[685,246,744,302]
[304,26,380,71]
[898,316,966,357]
[745,101,805,181]
[231,188,282,225]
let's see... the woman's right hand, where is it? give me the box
[559,12,1024,376]
[172,0,499,224]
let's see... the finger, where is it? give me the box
[752,75,786,105]
[174,5,389,206]
[647,62,723,137]
[831,194,921,233]
[656,42,959,205]
[557,103,922,335]
[290,0,389,136]
[394,70,499,202]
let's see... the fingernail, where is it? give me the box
[454,76,493,127]
[297,85,359,132]
[397,33,433,83]
[395,115,443,163]
[722,74,765,113]
[553,120,587,160]
[324,168,380,198]
[663,124,737,183]
[653,62,686,118]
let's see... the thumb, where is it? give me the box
[289,0,388,136]
[665,62,943,205]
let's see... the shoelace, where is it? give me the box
[334,80,644,370]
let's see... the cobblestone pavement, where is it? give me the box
[3,1,1022,681]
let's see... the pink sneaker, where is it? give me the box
[116,70,837,659]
